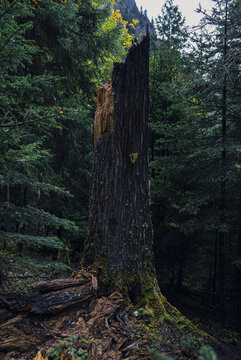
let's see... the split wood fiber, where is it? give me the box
[94,78,114,146]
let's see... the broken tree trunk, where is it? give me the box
[83,34,154,295]
[81,34,213,347]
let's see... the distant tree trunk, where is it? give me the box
[234,232,241,329]
[217,0,228,322]
[212,235,218,306]
[83,34,155,299]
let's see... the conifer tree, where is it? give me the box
[190,0,241,323]
[151,0,241,326]
[149,0,194,289]
[0,0,79,269]
[0,0,133,276]
[155,0,188,49]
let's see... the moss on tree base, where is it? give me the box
[94,259,214,353]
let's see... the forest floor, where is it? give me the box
[1,263,241,360]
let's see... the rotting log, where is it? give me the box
[0,273,98,316]
[0,288,95,315]
[0,268,143,359]
[0,264,232,358]
[28,278,86,294]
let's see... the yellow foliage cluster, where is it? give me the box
[102,9,133,50]
[95,7,139,85]
[132,18,139,26]
[129,19,139,30]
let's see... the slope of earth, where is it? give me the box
[0,265,241,360]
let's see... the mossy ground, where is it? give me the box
[0,249,71,292]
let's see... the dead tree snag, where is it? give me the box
[82,36,214,345]
[82,38,212,345]
[82,33,157,299]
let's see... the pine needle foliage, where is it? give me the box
[0,0,132,278]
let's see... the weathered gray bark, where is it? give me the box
[83,34,153,279]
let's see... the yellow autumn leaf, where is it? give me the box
[129,23,136,29]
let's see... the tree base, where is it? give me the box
[94,260,214,344]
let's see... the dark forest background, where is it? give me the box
[0,0,241,333]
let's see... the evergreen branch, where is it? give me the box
[0,170,73,197]
[0,0,19,22]
[0,108,81,128]
[0,231,65,250]
[69,26,120,39]
[0,21,32,53]
[0,202,79,231]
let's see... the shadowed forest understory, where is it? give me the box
[0,0,241,359]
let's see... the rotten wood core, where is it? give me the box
[94,78,114,147]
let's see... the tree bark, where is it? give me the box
[217,0,228,323]
[83,34,154,294]
[82,36,212,342]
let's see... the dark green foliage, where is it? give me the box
[28,0,125,97]
[150,0,241,330]
[0,0,130,277]
[0,0,69,254]
[49,335,89,360]
[149,0,196,292]
[177,0,241,324]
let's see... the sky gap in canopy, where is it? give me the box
[135,0,212,27]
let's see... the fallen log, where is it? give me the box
[0,271,238,360]
[32,289,96,314]
[0,332,42,352]
[28,278,87,294]
[0,289,96,314]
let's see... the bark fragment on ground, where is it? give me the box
[1,266,241,360]
[0,266,148,360]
